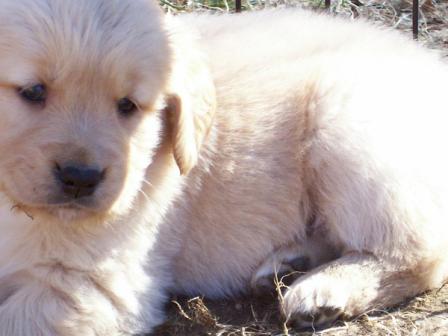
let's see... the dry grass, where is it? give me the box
[161,0,448,56]
[153,1,448,335]
[154,285,448,335]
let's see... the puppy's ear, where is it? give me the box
[165,20,216,176]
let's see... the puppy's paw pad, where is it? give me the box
[289,306,344,328]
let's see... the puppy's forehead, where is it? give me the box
[0,0,170,99]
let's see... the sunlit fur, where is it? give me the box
[1,1,448,335]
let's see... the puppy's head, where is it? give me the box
[0,0,175,222]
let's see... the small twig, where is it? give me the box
[160,0,186,11]
[436,282,447,294]
[195,3,227,12]
[10,204,34,220]
[223,0,230,11]
[273,269,289,336]
[172,300,193,321]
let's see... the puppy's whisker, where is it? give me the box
[138,189,151,203]
[142,179,153,187]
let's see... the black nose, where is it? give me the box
[55,164,104,198]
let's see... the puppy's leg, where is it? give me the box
[251,219,339,295]
[250,243,313,295]
[282,252,433,328]
[281,123,448,328]
[0,269,165,336]
[0,276,119,336]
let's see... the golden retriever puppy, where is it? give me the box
[0,0,176,334]
[166,10,448,328]
[0,0,447,335]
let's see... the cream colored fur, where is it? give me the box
[0,1,447,335]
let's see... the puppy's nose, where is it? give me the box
[55,164,104,198]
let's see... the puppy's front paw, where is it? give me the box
[250,235,338,297]
[282,272,349,328]
[250,246,311,296]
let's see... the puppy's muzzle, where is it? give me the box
[54,163,105,199]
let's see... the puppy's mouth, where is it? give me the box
[2,179,115,223]
[9,197,104,223]
[44,203,97,221]
[45,202,93,211]
[34,203,106,223]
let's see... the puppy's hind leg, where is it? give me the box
[282,121,448,328]
[281,252,436,328]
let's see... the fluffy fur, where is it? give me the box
[0,1,447,335]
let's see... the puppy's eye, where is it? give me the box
[117,97,137,117]
[19,84,47,103]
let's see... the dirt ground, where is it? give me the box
[154,285,448,335]
[153,1,448,335]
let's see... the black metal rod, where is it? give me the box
[413,0,419,40]
[235,0,241,12]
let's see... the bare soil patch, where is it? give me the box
[154,285,448,335]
